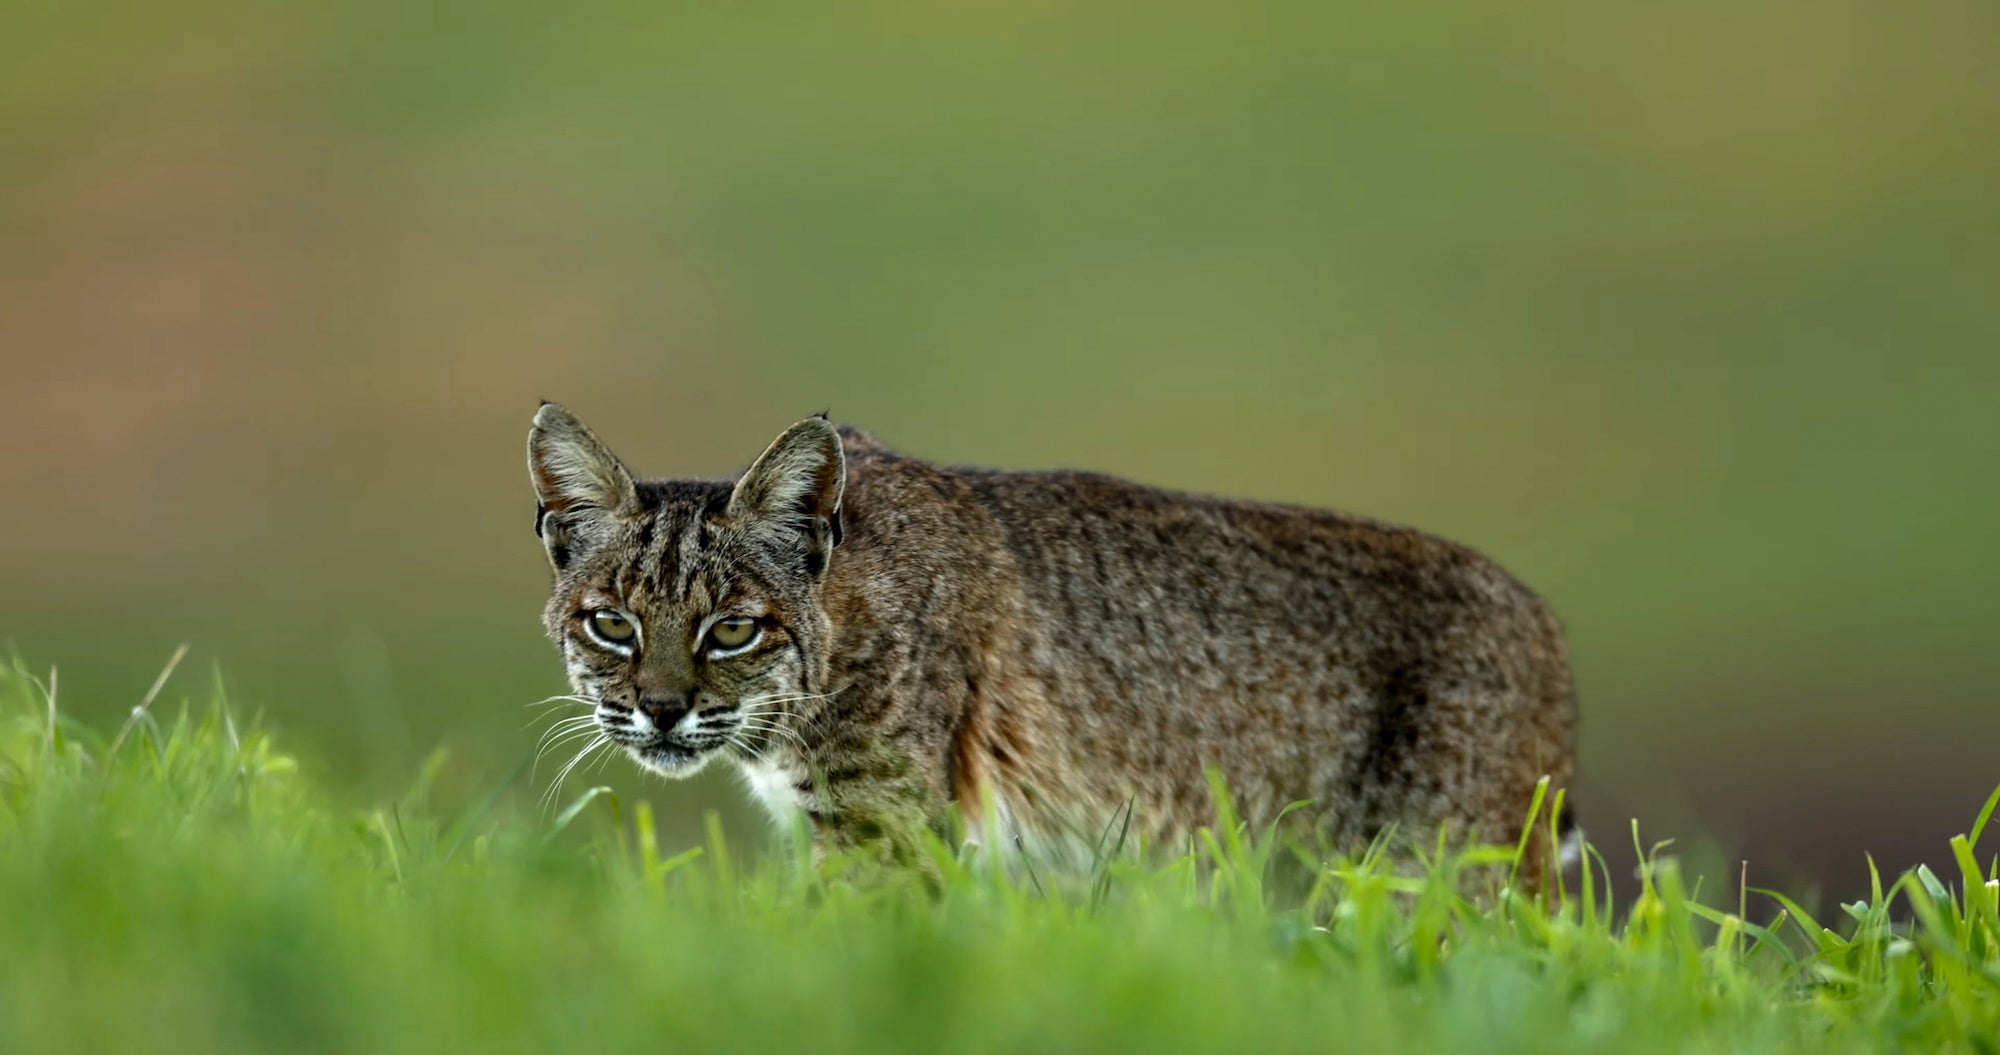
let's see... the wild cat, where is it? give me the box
[528,404,1578,882]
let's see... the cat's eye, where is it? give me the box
[585,609,639,649]
[706,617,759,653]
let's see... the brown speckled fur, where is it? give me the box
[527,405,1577,880]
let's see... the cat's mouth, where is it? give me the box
[607,723,733,778]
[624,737,723,778]
[594,704,738,779]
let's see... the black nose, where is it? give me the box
[636,696,691,729]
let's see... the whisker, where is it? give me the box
[533,725,598,756]
[740,694,837,707]
[726,727,770,767]
[736,714,806,738]
[524,693,601,710]
[533,722,604,775]
[737,706,797,725]
[745,696,816,727]
[587,739,625,775]
[541,734,612,813]
[525,710,599,734]
[533,714,599,746]
[735,717,810,754]
[537,711,599,731]
[736,683,851,708]
[736,727,804,752]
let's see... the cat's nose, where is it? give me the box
[636,695,691,729]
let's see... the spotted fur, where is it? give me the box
[527,404,1579,878]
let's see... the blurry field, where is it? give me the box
[3,0,1999,897]
[7,659,2000,1054]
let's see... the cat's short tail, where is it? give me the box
[1556,803,1585,870]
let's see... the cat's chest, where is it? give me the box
[736,758,809,820]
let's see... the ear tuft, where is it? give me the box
[728,417,845,573]
[527,402,639,519]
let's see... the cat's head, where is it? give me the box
[526,403,844,780]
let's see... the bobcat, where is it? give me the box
[527,404,1578,880]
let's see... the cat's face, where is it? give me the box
[527,405,844,781]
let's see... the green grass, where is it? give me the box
[3,656,1997,1055]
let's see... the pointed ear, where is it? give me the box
[728,416,845,577]
[527,402,638,568]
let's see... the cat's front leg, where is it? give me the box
[802,743,950,875]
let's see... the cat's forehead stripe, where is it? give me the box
[675,521,706,602]
[642,511,679,595]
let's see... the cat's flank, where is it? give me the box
[528,404,1578,879]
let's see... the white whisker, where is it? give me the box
[533,721,604,775]
[534,714,599,747]
[541,734,613,813]
[534,727,598,757]
[736,718,809,754]
[725,728,771,767]
[587,739,625,775]
[736,706,808,736]
[524,693,600,710]
[526,709,599,734]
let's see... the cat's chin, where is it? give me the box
[628,742,720,779]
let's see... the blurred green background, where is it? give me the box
[4,0,1996,893]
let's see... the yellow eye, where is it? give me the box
[707,617,758,652]
[588,609,637,645]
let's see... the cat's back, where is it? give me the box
[838,429,1558,656]
[843,433,1567,714]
